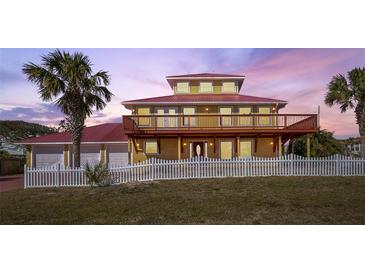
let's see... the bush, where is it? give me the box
[85,162,112,187]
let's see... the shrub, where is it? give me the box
[85,162,112,187]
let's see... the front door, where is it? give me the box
[192,142,204,158]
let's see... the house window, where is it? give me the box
[137,107,150,126]
[219,107,232,126]
[258,107,271,126]
[239,140,252,158]
[239,107,252,126]
[176,82,189,93]
[220,141,233,159]
[199,82,213,93]
[145,140,158,154]
[183,107,196,126]
[222,82,236,93]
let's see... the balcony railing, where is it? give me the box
[123,114,318,134]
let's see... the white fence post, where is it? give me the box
[24,164,27,189]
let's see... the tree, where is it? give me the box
[23,50,112,167]
[288,130,344,157]
[325,67,365,157]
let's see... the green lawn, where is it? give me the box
[1,176,365,224]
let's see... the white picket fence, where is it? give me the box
[24,154,365,188]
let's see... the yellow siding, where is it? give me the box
[26,145,32,166]
[173,80,240,94]
[131,138,178,163]
[100,144,106,164]
[254,138,275,157]
[189,81,199,93]
[63,145,69,166]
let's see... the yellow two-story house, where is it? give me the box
[122,73,318,163]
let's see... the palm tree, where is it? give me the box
[23,50,113,167]
[325,67,365,157]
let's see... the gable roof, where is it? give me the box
[166,73,245,90]
[122,94,287,108]
[16,123,127,144]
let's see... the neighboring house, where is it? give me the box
[17,123,128,168]
[122,73,319,163]
[339,137,363,157]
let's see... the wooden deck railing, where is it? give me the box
[122,114,318,134]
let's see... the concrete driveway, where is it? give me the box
[0,174,24,192]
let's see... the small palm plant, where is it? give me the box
[85,162,110,186]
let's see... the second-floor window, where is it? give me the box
[176,82,189,93]
[199,82,213,93]
[222,82,236,93]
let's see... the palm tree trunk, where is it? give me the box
[355,103,365,157]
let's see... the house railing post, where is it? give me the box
[336,154,339,176]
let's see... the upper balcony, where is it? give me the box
[122,113,319,136]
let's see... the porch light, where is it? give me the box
[272,107,276,111]
[209,142,213,146]
[183,143,187,146]
[137,143,140,146]
[270,142,274,145]
[205,107,209,111]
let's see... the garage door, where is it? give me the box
[34,145,63,168]
[107,143,129,167]
[80,145,100,166]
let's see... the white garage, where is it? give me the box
[107,143,129,167]
[80,144,100,166]
[19,123,129,168]
[33,145,64,168]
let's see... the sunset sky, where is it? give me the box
[1,48,364,139]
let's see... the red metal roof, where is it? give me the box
[166,73,245,78]
[123,94,287,105]
[16,123,127,144]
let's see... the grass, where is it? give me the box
[1,176,365,224]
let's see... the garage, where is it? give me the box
[33,145,63,168]
[107,143,129,166]
[80,144,100,166]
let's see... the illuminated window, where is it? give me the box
[239,107,252,126]
[145,140,158,154]
[199,82,213,93]
[137,108,150,126]
[176,82,189,93]
[220,141,233,159]
[183,107,196,126]
[219,107,232,126]
[258,107,271,126]
[222,82,235,93]
[239,140,252,158]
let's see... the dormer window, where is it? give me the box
[222,81,236,93]
[176,82,189,93]
[199,82,213,93]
